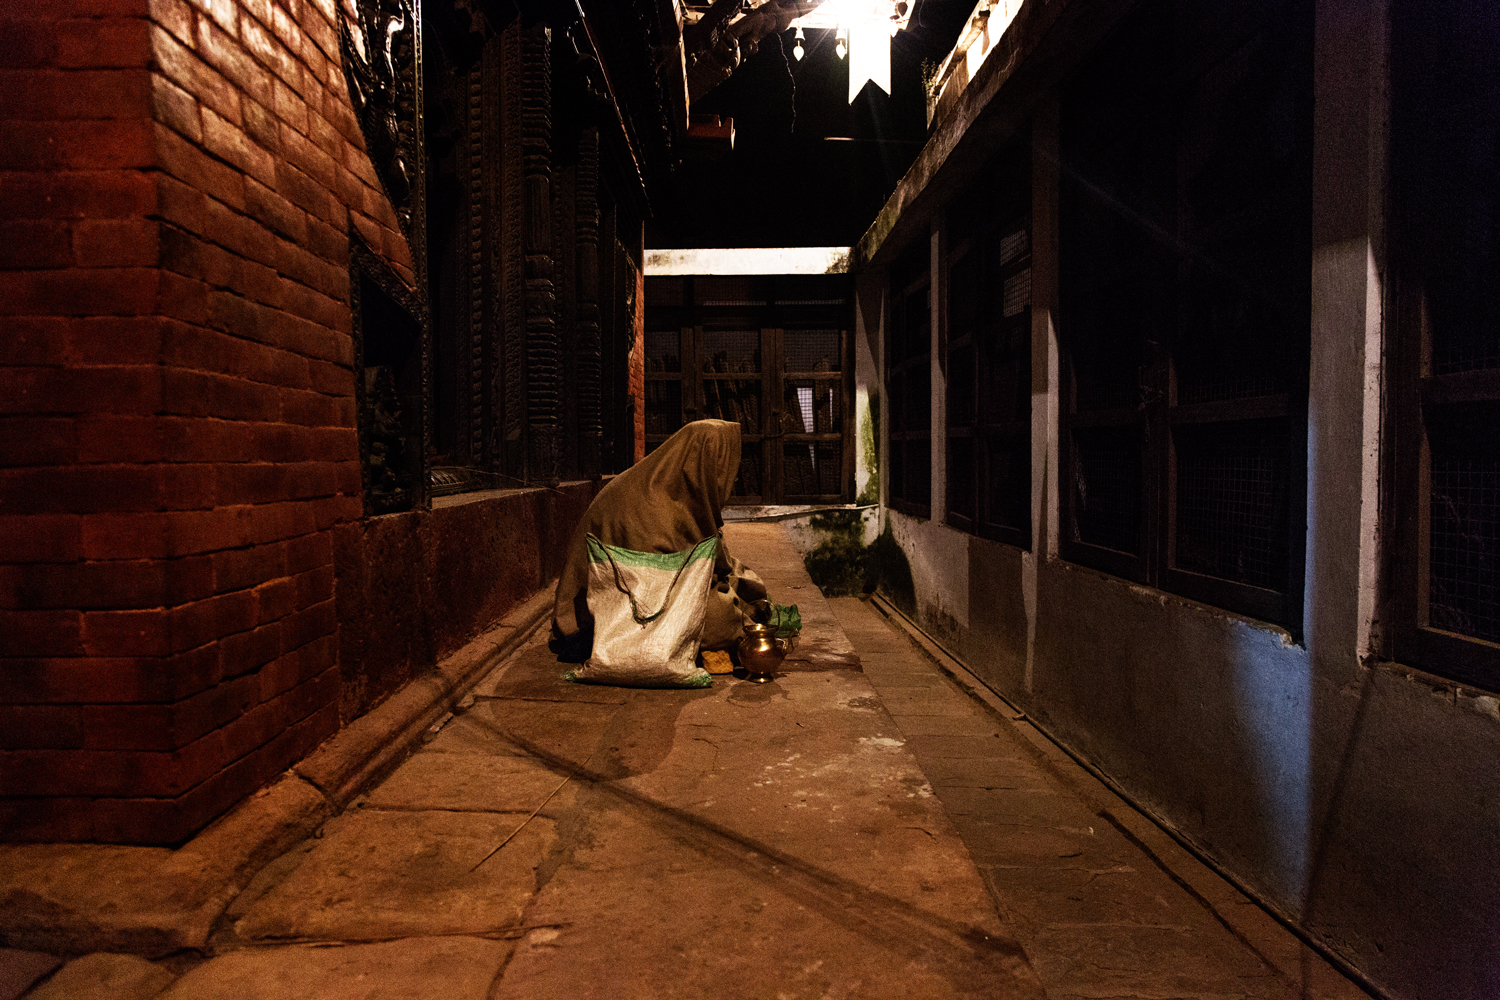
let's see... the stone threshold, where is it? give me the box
[0,589,555,959]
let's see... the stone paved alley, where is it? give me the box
[1,523,1372,999]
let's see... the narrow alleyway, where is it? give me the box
[6,524,1370,1000]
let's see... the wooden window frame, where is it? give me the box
[888,264,932,519]
[1058,0,1312,633]
[1387,0,1500,690]
[944,202,1033,550]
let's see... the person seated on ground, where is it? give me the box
[550,418,768,664]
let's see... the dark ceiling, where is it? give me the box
[648,0,974,249]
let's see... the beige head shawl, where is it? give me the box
[553,419,743,637]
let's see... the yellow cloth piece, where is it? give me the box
[700,649,735,675]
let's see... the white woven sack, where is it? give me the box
[568,533,719,688]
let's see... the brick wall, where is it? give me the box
[0,0,412,843]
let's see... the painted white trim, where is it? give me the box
[644,247,851,275]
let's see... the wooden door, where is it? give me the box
[644,275,852,504]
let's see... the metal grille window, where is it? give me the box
[1428,428,1500,646]
[945,134,1032,546]
[1391,0,1500,689]
[888,250,932,517]
[1059,0,1312,629]
[1173,421,1291,591]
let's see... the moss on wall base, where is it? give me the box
[801,512,914,613]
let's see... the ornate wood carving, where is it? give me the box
[479,33,504,472]
[466,62,485,465]
[498,24,526,478]
[341,0,430,510]
[522,21,560,485]
[553,158,577,478]
[349,231,428,515]
[340,0,425,254]
[576,123,603,478]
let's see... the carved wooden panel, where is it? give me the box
[576,124,603,478]
[498,22,526,479]
[522,21,560,485]
[341,0,431,512]
[340,0,426,267]
[466,60,485,466]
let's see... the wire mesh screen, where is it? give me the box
[949,250,982,337]
[1174,420,1291,590]
[783,442,842,496]
[1070,272,1147,413]
[1177,372,1285,405]
[998,226,1029,266]
[948,439,975,521]
[701,329,760,373]
[1002,268,1033,319]
[1429,446,1500,644]
[892,282,930,365]
[645,381,682,436]
[645,276,684,307]
[784,330,840,372]
[703,378,760,432]
[981,323,1028,423]
[772,274,850,305]
[897,364,930,435]
[734,442,763,497]
[948,345,975,428]
[891,440,931,510]
[1072,429,1139,553]
[1411,114,1500,375]
[1434,328,1500,374]
[695,276,762,306]
[983,433,1029,532]
[782,379,840,434]
[645,330,681,373]
[1176,242,1302,404]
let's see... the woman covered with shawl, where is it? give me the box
[551,419,767,663]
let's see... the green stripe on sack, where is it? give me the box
[585,535,718,570]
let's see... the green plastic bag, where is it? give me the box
[771,602,801,640]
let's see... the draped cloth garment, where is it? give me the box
[552,419,767,656]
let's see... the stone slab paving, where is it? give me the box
[24,953,175,1000]
[124,521,1044,999]
[158,938,511,999]
[0,950,60,1000]
[8,521,1376,999]
[227,809,557,943]
[828,592,1373,1000]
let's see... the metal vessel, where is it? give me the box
[737,621,788,683]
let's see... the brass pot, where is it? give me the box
[738,622,788,683]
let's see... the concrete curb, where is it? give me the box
[293,587,554,809]
[0,589,554,958]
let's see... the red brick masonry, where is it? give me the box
[0,0,416,843]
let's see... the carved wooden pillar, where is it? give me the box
[553,153,577,479]
[496,24,525,479]
[465,61,485,466]
[521,22,559,485]
[575,124,603,478]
